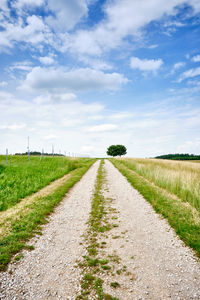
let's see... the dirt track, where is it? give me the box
[0,159,200,299]
[0,161,100,299]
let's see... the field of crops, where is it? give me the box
[111,158,200,256]
[119,158,200,211]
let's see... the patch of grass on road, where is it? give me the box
[111,159,200,257]
[77,160,119,300]
[0,158,96,271]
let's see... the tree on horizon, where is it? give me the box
[107,145,127,157]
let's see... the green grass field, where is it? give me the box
[0,155,79,211]
[111,158,200,257]
[0,156,96,270]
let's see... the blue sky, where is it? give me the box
[0,0,200,157]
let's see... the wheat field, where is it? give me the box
[119,158,200,212]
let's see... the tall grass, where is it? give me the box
[111,158,200,256]
[119,158,200,212]
[0,155,84,211]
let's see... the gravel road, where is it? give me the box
[0,159,200,300]
[101,160,200,299]
[0,160,100,300]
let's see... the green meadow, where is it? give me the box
[0,156,96,270]
[0,155,79,211]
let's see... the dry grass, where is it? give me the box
[120,158,200,212]
[111,158,200,256]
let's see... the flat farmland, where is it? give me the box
[0,155,79,211]
[0,158,200,299]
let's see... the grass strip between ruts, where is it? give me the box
[110,159,200,257]
[77,160,118,300]
[0,159,96,271]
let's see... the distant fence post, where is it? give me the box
[6,148,8,165]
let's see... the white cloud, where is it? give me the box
[173,62,185,70]
[80,145,95,153]
[39,56,54,65]
[190,0,200,12]
[88,115,104,121]
[130,56,163,72]
[176,138,200,153]
[33,93,77,104]
[44,134,59,140]
[0,13,51,51]
[0,91,15,103]
[125,120,159,129]
[62,118,83,127]
[191,54,200,62]
[67,0,200,57]
[109,112,133,120]
[0,81,8,87]
[178,67,200,82]
[9,61,33,72]
[0,123,26,130]
[22,67,128,92]
[88,124,118,133]
[0,0,200,58]
[79,56,113,70]
[46,0,89,31]
[0,0,8,10]
[148,44,158,49]
[13,0,44,9]
[169,61,185,75]
[36,121,52,127]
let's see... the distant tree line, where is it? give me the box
[155,153,200,160]
[15,151,64,156]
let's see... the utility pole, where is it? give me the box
[27,136,30,162]
[52,144,54,157]
[40,148,44,160]
[6,148,8,165]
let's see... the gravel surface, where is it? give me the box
[1,158,200,300]
[101,159,200,299]
[0,160,100,300]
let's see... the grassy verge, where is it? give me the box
[110,159,200,257]
[0,159,96,271]
[77,160,119,300]
[0,155,83,211]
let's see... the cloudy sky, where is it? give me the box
[0,0,200,157]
